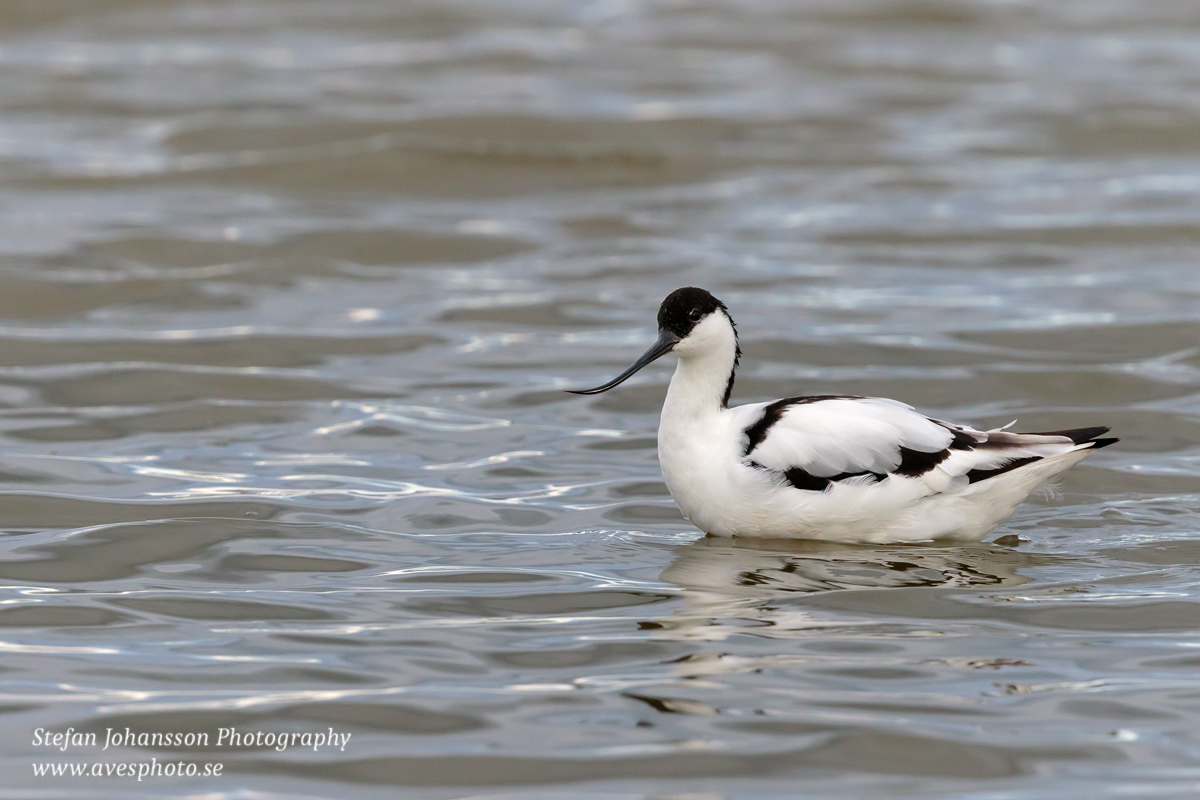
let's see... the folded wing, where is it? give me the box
[740,396,1114,491]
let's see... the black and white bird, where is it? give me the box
[569,287,1117,543]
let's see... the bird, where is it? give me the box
[568,287,1117,543]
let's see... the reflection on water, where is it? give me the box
[657,537,1043,645]
[0,0,1198,797]
[664,536,1042,595]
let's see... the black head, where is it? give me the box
[566,286,737,398]
[657,287,728,339]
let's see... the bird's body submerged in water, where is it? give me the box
[570,287,1116,544]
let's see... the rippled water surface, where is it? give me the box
[3,1,1200,798]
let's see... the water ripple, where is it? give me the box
[0,0,1196,798]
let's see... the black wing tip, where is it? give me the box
[1026,426,1112,445]
[967,434,1119,484]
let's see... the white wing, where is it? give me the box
[740,395,1113,488]
[743,396,952,478]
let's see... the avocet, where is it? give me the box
[569,287,1116,543]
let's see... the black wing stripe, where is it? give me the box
[746,431,950,492]
[966,456,1042,484]
[894,447,950,477]
[742,395,862,457]
[782,466,885,492]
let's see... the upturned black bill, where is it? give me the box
[567,329,680,395]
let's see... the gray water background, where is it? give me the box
[1,1,1199,797]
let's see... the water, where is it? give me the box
[1,1,1199,797]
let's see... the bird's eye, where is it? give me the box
[688,308,703,321]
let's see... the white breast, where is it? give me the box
[657,405,750,536]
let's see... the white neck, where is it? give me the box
[662,315,739,420]
[656,315,740,534]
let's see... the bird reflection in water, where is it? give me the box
[649,536,1054,649]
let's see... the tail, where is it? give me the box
[935,423,1118,486]
[919,422,1117,540]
